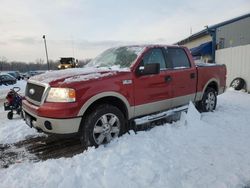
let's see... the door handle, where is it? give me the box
[190,73,196,79]
[165,75,172,83]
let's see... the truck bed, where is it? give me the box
[196,63,226,100]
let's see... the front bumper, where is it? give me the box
[22,106,82,134]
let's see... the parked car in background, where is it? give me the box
[20,73,26,79]
[23,71,36,79]
[35,70,46,75]
[24,71,46,79]
[0,73,17,85]
[14,71,22,80]
[6,71,22,80]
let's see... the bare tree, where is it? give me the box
[0,58,92,73]
[0,56,8,71]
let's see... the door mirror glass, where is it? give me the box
[137,63,160,76]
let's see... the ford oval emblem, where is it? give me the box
[29,88,35,95]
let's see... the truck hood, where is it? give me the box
[29,67,130,85]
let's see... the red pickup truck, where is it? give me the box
[22,45,226,147]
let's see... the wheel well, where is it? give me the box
[84,96,128,120]
[206,81,218,93]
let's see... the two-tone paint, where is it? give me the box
[22,45,226,134]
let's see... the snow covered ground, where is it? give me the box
[0,105,40,144]
[0,90,250,188]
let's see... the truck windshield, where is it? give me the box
[60,58,74,64]
[86,46,145,69]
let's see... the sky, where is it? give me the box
[0,0,249,62]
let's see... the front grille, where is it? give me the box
[25,82,46,104]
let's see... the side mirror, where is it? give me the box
[137,63,160,76]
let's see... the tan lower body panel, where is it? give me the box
[134,94,196,118]
[23,107,81,134]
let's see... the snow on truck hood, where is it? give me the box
[30,67,130,84]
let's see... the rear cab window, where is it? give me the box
[165,47,191,69]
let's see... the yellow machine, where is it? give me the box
[58,57,78,69]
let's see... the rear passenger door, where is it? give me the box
[164,47,197,107]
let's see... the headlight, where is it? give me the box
[46,88,76,102]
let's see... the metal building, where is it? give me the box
[177,13,250,91]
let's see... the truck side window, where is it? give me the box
[142,48,166,70]
[166,48,191,69]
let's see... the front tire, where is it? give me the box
[81,104,125,148]
[197,87,217,112]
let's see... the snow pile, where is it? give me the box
[184,101,201,123]
[0,80,27,99]
[30,68,104,83]
[63,72,117,84]
[97,65,130,72]
[1,90,250,187]
[0,106,41,144]
[31,67,130,84]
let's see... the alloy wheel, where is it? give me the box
[93,113,120,145]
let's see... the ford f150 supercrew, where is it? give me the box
[22,45,226,147]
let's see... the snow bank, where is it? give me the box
[184,101,201,124]
[63,72,117,84]
[0,106,41,144]
[0,80,27,99]
[31,67,130,84]
[1,90,250,188]
[30,68,103,83]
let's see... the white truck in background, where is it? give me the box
[216,44,250,92]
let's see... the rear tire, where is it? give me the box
[230,78,245,90]
[197,87,217,112]
[80,104,126,148]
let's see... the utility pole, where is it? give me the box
[42,35,50,70]
[0,57,2,71]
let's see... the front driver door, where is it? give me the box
[133,47,173,117]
